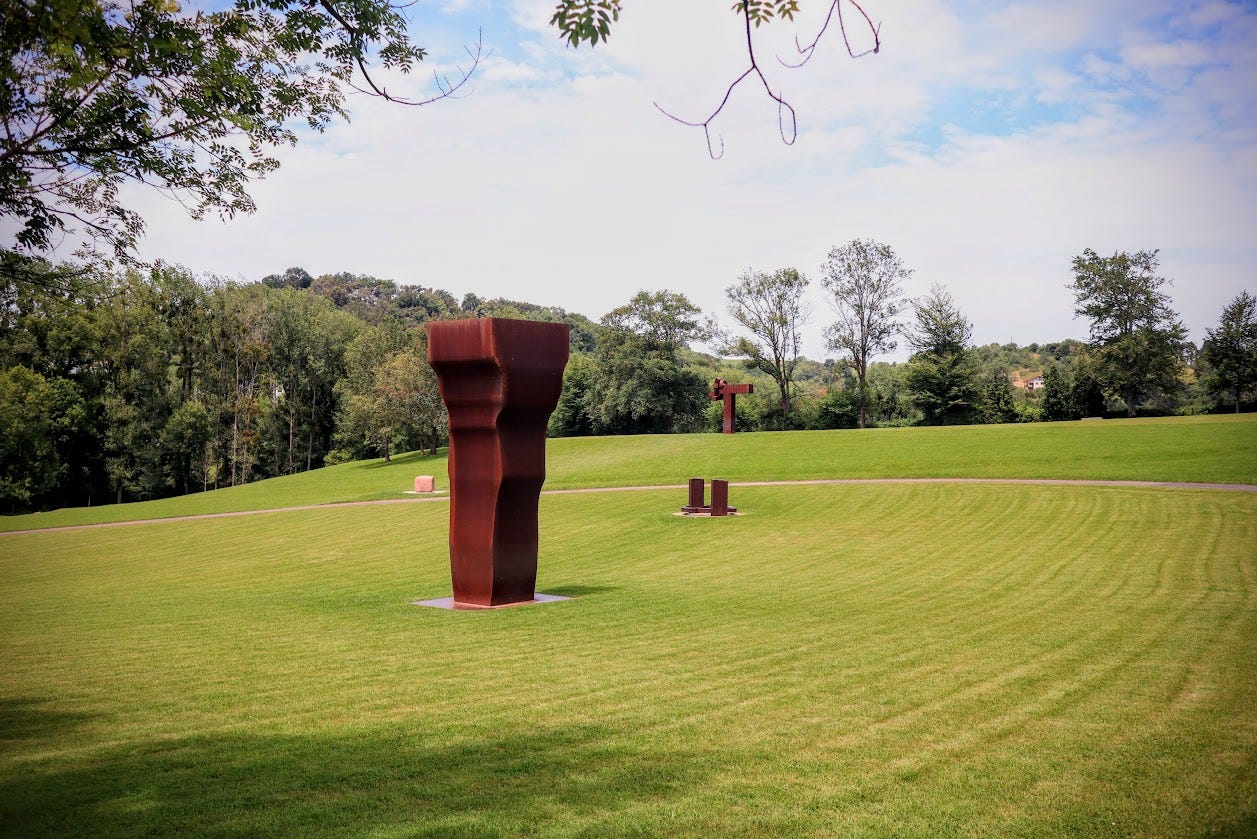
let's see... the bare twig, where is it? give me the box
[320,0,486,106]
[654,5,799,159]
[655,0,880,158]
[345,33,486,104]
[784,0,880,69]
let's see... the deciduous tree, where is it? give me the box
[821,238,907,429]
[977,369,1017,425]
[588,291,708,434]
[372,346,445,459]
[602,290,708,353]
[723,267,810,419]
[1069,249,1188,417]
[1,0,483,266]
[1202,290,1257,412]
[1040,364,1074,422]
[0,365,56,508]
[549,353,598,437]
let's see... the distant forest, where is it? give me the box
[0,261,1248,513]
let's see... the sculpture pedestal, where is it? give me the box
[427,318,569,607]
[412,593,571,611]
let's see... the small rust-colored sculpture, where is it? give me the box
[710,377,753,434]
[681,477,707,514]
[427,318,569,607]
[680,477,736,516]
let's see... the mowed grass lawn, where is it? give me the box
[2,479,1255,836]
[3,413,1255,532]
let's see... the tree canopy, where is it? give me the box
[723,267,810,419]
[586,290,709,435]
[821,238,907,429]
[1202,291,1257,412]
[0,0,488,266]
[903,284,979,425]
[1070,248,1188,417]
[2,251,1240,513]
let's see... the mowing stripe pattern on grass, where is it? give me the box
[2,482,1254,836]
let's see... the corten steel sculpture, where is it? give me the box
[681,477,707,514]
[680,477,736,516]
[710,377,753,434]
[427,318,569,607]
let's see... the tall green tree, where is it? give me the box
[723,267,809,419]
[977,369,1017,424]
[205,283,273,486]
[601,290,707,352]
[372,346,445,458]
[1,0,483,265]
[903,284,978,425]
[98,270,177,502]
[588,291,708,434]
[1040,364,1074,421]
[549,353,598,437]
[821,239,908,429]
[267,289,363,473]
[0,365,57,509]
[1070,354,1107,418]
[1070,249,1188,417]
[334,318,408,461]
[161,398,213,494]
[1201,291,1257,412]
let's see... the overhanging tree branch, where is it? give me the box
[652,0,881,158]
[784,0,880,68]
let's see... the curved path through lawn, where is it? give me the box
[3,477,1254,536]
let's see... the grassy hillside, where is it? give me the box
[3,413,1254,532]
[2,483,1254,836]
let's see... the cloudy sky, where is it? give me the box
[122,1,1257,359]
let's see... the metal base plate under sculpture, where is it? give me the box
[427,318,569,608]
[413,593,571,611]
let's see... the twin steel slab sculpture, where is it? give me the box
[427,318,569,608]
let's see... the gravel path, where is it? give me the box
[3,477,1254,536]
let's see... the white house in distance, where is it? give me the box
[1025,376,1046,392]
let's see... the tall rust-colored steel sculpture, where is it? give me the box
[427,318,569,607]
[710,377,754,434]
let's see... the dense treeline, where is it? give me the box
[0,260,616,512]
[2,257,1253,513]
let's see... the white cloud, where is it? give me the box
[18,0,1253,363]
[1185,0,1246,28]
[479,55,549,84]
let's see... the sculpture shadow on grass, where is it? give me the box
[1,707,711,838]
[541,584,621,598]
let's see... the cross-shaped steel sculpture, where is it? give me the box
[710,377,753,434]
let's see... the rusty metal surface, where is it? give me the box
[709,377,753,434]
[428,318,569,607]
[710,479,730,516]
[680,477,707,513]
[680,477,737,515]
